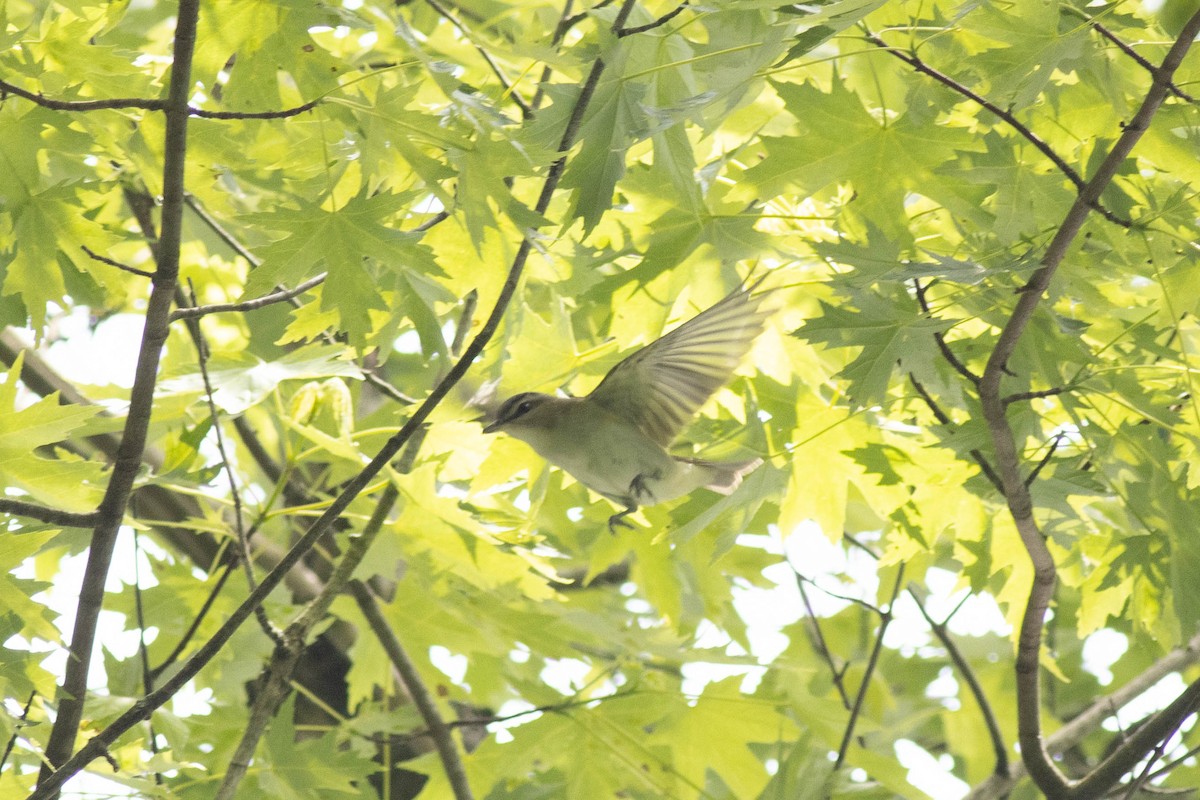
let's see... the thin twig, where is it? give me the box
[795,574,851,709]
[1024,433,1064,487]
[81,245,155,278]
[352,576,478,799]
[910,587,1009,776]
[0,691,36,772]
[181,193,420,405]
[913,279,980,385]
[908,373,1005,492]
[36,1,203,790]
[214,428,426,800]
[1057,8,1197,103]
[130,528,163,785]
[187,280,283,646]
[0,77,323,119]
[423,0,533,118]
[835,564,905,771]
[530,0,578,112]
[864,30,1132,228]
[0,79,166,111]
[149,563,235,681]
[170,274,326,321]
[1004,385,1074,405]
[617,0,688,36]
[30,1,639,792]
[189,99,320,119]
[562,0,614,29]
[0,499,99,527]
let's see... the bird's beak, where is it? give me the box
[481,419,502,434]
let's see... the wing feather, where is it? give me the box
[587,279,770,446]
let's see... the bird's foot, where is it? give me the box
[607,507,637,534]
[629,471,661,505]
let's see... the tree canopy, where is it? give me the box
[3,1,1200,798]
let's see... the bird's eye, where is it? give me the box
[517,400,533,414]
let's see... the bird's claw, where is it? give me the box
[607,510,636,534]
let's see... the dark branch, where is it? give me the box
[617,1,688,36]
[795,573,852,709]
[170,274,326,321]
[913,279,980,385]
[908,373,1005,493]
[423,0,533,119]
[186,279,283,646]
[81,245,155,279]
[189,98,320,119]
[0,499,99,527]
[1024,433,1064,487]
[1004,385,1073,405]
[1057,8,1197,104]
[911,588,1009,776]
[0,78,320,119]
[0,78,166,111]
[835,565,905,771]
[864,31,1133,229]
[36,1,204,790]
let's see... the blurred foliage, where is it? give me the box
[2,0,1200,797]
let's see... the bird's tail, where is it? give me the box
[676,456,763,495]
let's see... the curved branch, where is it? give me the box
[910,587,1009,776]
[967,632,1200,799]
[975,10,1200,798]
[28,2,641,795]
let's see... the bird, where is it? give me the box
[483,278,770,531]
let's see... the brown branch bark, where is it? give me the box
[28,1,640,794]
[36,2,203,792]
[975,10,1200,798]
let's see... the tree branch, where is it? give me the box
[975,11,1200,798]
[351,576,476,800]
[617,0,688,36]
[968,632,1200,798]
[0,499,99,527]
[80,245,155,279]
[910,587,1009,776]
[169,274,326,321]
[835,564,905,771]
[864,30,1132,228]
[186,281,283,646]
[795,573,852,710]
[913,278,981,386]
[423,0,533,119]
[36,2,203,792]
[28,2,639,793]
[214,428,425,800]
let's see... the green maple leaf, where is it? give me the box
[796,297,951,406]
[244,191,440,345]
[743,79,980,240]
[0,354,105,510]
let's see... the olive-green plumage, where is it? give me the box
[484,280,770,531]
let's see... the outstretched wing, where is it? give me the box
[587,279,770,447]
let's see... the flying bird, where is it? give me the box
[484,279,770,531]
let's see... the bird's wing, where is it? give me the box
[586,279,770,447]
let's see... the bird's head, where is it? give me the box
[482,392,557,434]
